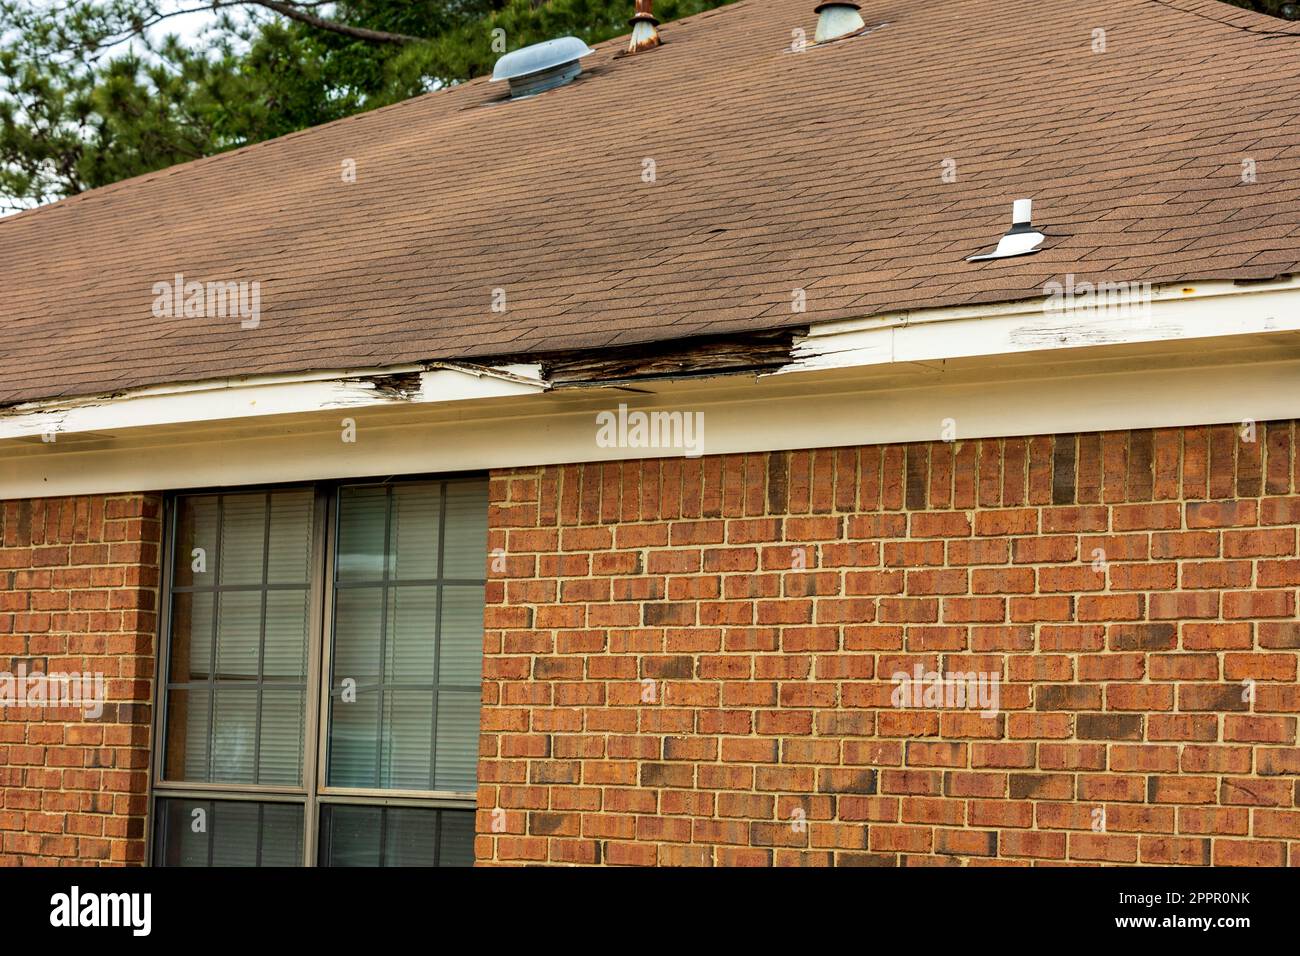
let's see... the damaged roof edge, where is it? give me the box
[3,276,1300,443]
[0,361,548,442]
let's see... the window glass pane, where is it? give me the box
[439,810,476,867]
[318,804,382,866]
[385,806,439,867]
[381,690,433,790]
[267,491,314,584]
[434,691,480,793]
[259,689,306,786]
[163,687,210,781]
[167,590,213,683]
[318,806,473,867]
[326,480,486,793]
[328,688,379,787]
[173,496,218,588]
[219,494,267,585]
[153,798,303,867]
[439,586,484,686]
[332,588,382,682]
[263,590,310,681]
[392,484,440,579]
[211,686,257,783]
[443,482,489,579]
[337,486,387,581]
[387,586,438,682]
[210,802,261,866]
[163,490,312,786]
[215,591,261,678]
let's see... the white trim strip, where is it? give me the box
[4,352,1299,498]
[785,278,1300,372]
[0,363,547,441]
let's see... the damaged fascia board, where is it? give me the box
[7,277,1300,445]
[0,361,548,442]
[781,277,1300,374]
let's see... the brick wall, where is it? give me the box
[0,495,162,865]
[479,423,1300,866]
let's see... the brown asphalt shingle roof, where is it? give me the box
[4,0,1300,406]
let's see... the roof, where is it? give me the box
[4,0,1300,407]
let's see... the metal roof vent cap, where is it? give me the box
[492,36,595,98]
[814,2,866,43]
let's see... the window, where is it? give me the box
[151,478,487,867]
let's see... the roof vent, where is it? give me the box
[629,0,662,52]
[492,36,595,98]
[967,199,1046,261]
[814,2,866,43]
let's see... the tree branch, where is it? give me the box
[250,1,429,44]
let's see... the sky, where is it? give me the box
[21,0,251,53]
[150,5,222,45]
[138,2,250,53]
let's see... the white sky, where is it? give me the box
[19,0,253,53]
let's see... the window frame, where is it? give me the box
[148,474,487,867]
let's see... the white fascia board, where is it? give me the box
[5,351,1300,499]
[784,278,1300,373]
[0,362,547,441]
[4,278,1294,443]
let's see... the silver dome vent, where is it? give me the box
[491,36,596,98]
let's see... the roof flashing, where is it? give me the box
[967,199,1047,262]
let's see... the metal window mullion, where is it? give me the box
[206,800,216,867]
[335,576,489,587]
[169,679,476,692]
[429,481,448,791]
[316,790,475,808]
[374,487,395,789]
[303,486,332,867]
[206,496,224,781]
[317,804,332,867]
[433,807,443,868]
[170,583,313,593]
[255,802,265,867]
[167,680,306,691]
[154,785,305,801]
[154,798,167,866]
[332,578,485,589]
[252,492,272,784]
[146,499,180,862]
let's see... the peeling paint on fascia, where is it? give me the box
[424,362,549,388]
[780,278,1300,377]
[0,361,551,442]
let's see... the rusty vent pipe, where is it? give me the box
[629,0,662,52]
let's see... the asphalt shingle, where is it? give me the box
[2,0,1299,406]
